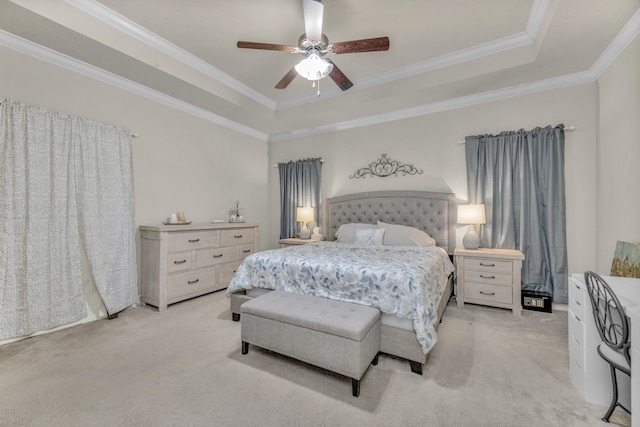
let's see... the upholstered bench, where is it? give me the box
[240,290,381,397]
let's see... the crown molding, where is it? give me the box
[2,2,637,145]
[67,0,549,113]
[267,71,596,143]
[590,7,640,78]
[0,29,269,141]
[65,0,277,110]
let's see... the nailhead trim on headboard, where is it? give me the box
[323,191,457,255]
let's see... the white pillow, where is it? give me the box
[335,223,376,243]
[377,221,436,247]
[354,228,385,245]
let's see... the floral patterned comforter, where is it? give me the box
[226,241,454,354]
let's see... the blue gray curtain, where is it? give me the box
[465,125,568,303]
[278,158,322,239]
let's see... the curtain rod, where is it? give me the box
[273,158,325,168]
[0,100,139,138]
[457,125,575,144]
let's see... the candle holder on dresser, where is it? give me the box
[229,200,245,223]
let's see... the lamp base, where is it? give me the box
[299,223,311,239]
[462,226,480,250]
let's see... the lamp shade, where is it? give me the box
[296,207,315,222]
[457,204,486,225]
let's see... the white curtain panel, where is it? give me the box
[74,114,138,315]
[0,99,137,340]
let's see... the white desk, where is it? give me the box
[568,273,639,426]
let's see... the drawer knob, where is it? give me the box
[480,291,496,296]
[187,279,199,285]
[213,254,223,258]
[234,234,243,238]
[243,249,251,253]
[188,238,200,243]
[479,262,495,267]
[480,275,496,279]
[174,260,187,264]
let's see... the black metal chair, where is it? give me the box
[584,271,631,422]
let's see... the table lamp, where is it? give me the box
[296,207,315,239]
[458,204,486,249]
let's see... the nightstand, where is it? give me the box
[279,238,320,248]
[454,247,525,316]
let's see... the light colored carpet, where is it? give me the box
[0,291,631,427]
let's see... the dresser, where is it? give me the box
[140,223,259,311]
[568,273,635,412]
[454,248,524,316]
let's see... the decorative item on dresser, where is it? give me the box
[140,223,259,311]
[454,247,524,316]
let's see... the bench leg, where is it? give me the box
[409,361,423,375]
[372,352,379,366]
[232,313,240,322]
[241,341,249,355]
[352,378,360,397]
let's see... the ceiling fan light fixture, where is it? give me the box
[295,53,333,81]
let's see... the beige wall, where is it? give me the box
[2,31,636,320]
[267,84,600,277]
[0,46,270,250]
[597,37,640,272]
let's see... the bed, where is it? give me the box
[227,190,457,374]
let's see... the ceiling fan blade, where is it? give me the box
[302,0,323,42]
[237,41,297,53]
[275,67,298,89]
[331,37,390,54]
[325,59,353,91]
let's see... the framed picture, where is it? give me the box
[610,241,640,278]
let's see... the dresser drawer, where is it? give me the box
[464,282,512,305]
[568,310,585,346]
[220,229,254,246]
[464,270,513,286]
[569,290,586,320]
[168,231,218,252]
[167,251,193,273]
[167,267,217,300]
[218,261,241,286]
[196,246,238,267]
[238,244,254,260]
[465,258,513,273]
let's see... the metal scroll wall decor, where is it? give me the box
[349,153,423,179]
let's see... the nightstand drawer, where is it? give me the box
[464,282,512,304]
[464,270,513,286]
[465,258,513,273]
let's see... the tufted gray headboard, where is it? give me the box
[322,191,457,255]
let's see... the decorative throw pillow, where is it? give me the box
[377,221,436,246]
[354,228,385,245]
[335,223,377,243]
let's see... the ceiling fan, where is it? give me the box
[237,0,389,92]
